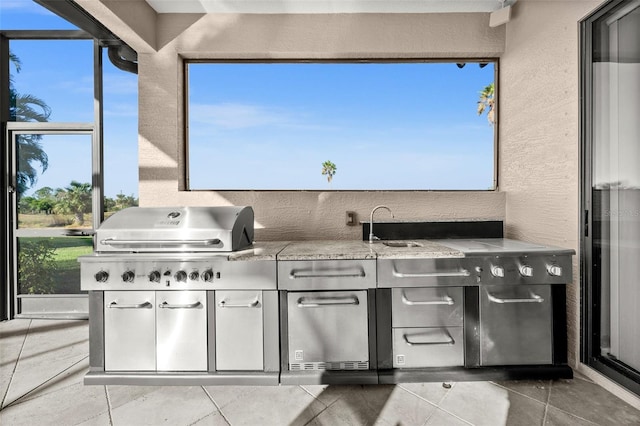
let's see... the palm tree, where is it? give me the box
[321,160,337,186]
[54,181,92,225]
[477,82,495,125]
[10,52,52,198]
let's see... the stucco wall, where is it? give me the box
[500,0,600,367]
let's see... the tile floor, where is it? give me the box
[1,319,640,426]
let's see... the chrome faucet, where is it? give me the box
[369,205,394,244]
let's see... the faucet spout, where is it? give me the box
[369,205,394,244]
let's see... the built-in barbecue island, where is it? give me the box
[80,206,574,386]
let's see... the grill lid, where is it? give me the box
[95,206,254,252]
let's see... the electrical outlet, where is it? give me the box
[346,211,357,226]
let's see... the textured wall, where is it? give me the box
[500,0,601,366]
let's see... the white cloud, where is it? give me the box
[189,102,295,129]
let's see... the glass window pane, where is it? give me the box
[591,5,640,372]
[17,134,93,230]
[18,236,93,295]
[188,61,496,190]
[9,40,94,123]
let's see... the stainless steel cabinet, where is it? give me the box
[104,290,207,372]
[104,291,156,371]
[391,287,464,368]
[392,327,464,368]
[157,291,207,371]
[392,287,463,327]
[287,290,369,370]
[215,291,264,371]
[480,284,552,366]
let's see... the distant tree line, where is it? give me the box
[19,181,138,225]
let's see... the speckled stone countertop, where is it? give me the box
[273,240,463,260]
[227,241,291,261]
[371,240,464,259]
[277,240,378,260]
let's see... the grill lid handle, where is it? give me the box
[100,238,222,248]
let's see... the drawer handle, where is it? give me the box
[403,331,455,346]
[486,291,544,304]
[108,301,152,309]
[297,295,360,307]
[158,301,202,309]
[218,298,260,308]
[289,268,366,279]
[392,266,470,278]
[401,292,454,306]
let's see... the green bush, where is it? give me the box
[18,239,59,294]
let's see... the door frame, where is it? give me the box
[7,122,101,319]
[580,0,640,396]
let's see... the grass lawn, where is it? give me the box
[18,236,93,294]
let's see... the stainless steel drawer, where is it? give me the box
[378,258,476,288]
[392,327,464,368]
[480,284,552,366]
[215,291,264,371]
[156,291,208,371]
[104,291,156,371]
[278,260,376,290]
[392,287,463,328]
[287,290,369,368]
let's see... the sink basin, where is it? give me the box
[383,241,423,248]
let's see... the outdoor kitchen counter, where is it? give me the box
[228,241,291,261]
[370,240,464,259]
[273,240,463,260]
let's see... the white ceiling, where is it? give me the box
[145,0,515,14]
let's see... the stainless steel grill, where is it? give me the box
[80,206,256,292]
[95,206,254,253]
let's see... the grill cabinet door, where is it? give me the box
[156,291,208,371]
[215,291,264,371]
[104,291,156,371]
[480,284,552,366]
[287,290,368,368]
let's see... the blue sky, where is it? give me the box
[3,1,495,194]
[189,62,495,190]
[2,1,139,198]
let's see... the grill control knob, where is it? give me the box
[201,269,214,282]
[148,271,161,283]
[189,271,199,281]
[491,265,505,278]
[175,270,187,282]
[547,265,563,277]
[519,265,534,277]
[121,270,135,283]
[94,270,109,283]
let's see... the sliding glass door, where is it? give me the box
[582,0,640,396]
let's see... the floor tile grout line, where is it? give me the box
[542,380,552,425]
[1,354,90,409]
[490,380,552,406]
[104,385,114,426]
[201,386,232,425]
[542,380,602,426]
[397,383,475,426]
[395,384,441,409]
[0,319,31,410]
[302,396,340,426]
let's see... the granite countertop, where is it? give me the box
[272,239,464,260]
[371,240,465,259]
[227,241,291,261]
[277,240,377,260]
